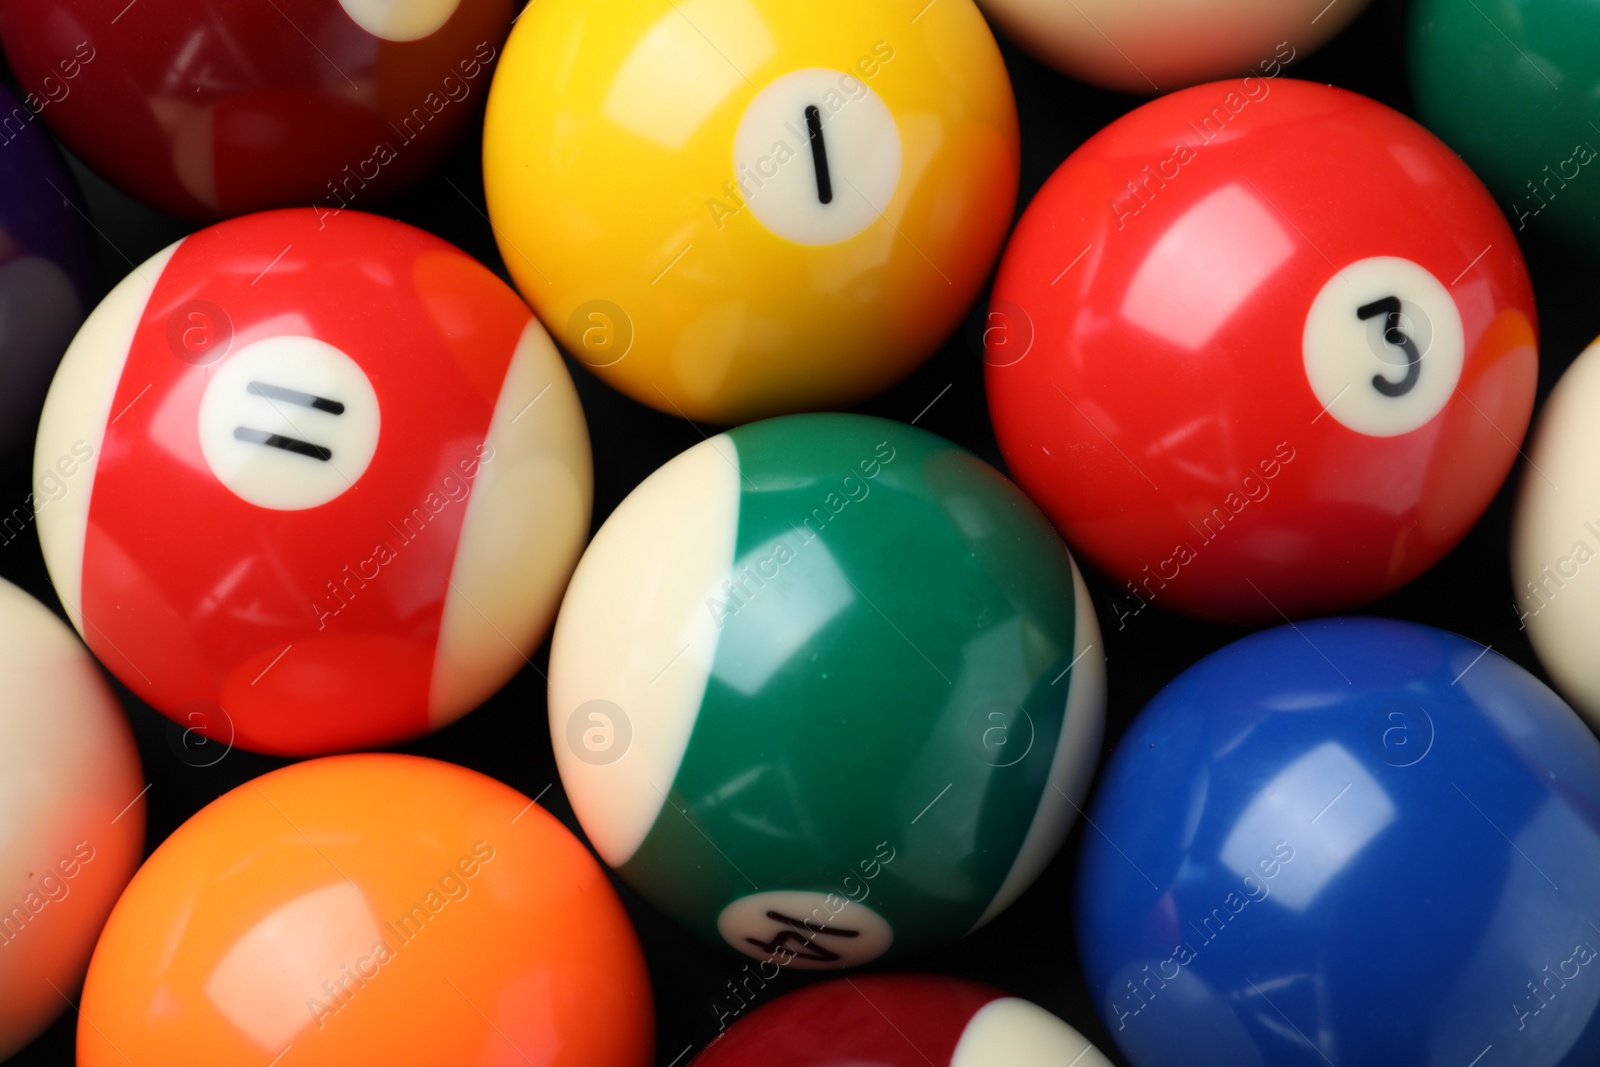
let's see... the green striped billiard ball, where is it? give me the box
[1411,0,1600,251]
[549,413,1104,967]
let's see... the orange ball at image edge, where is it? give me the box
[0,579,145,1061]
[77,755,654,1067]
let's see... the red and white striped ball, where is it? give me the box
[694,974,1113,1066]
[35,209,591,755]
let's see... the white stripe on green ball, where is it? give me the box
[616,413,1086,965]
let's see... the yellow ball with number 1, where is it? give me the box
[482,0,1019,424]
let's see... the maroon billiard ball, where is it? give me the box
[0,1,512,218]
[694,974,1112,1066]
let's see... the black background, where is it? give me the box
[3,0,1598,1063]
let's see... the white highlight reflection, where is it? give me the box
[603,0,774,150]
[205,881,384,1050]
[712,537,851,696]
[1120,184,1295,351]
[1221,741,1395,912]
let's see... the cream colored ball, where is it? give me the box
[978,0,1374,93]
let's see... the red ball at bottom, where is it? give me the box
[693,974,1112,1066]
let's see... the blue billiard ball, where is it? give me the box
[1076,618,1600,1067]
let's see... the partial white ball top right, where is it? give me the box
[977,0,1373,93]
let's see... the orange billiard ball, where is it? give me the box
[77,755,654,1067]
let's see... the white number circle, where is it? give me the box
[197,336,381,510]
[338,0,460,42]
[732,68,902,246]
[1302,256,1464,437]
[716,889,894,969]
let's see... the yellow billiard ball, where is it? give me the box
[483,0,1018,424]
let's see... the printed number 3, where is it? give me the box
[1357,295,1420,398]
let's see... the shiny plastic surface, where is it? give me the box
[693,973,1114,1066]
[0,82,97,458]
[978,0,1371,93]
[549,414,1105,966]
[0,578,144,1061]
[77,754,654,1067]
[35,208,592,755]
[986,79,1536,623]
[1076,619,1600,1067]
[1412,0,1600,253]
[482,0,1019,425]
[1513,335,1600,731]
[0,0,512,219]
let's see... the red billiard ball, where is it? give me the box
[985,78,1536,623]
[693,974,1113,1066]
[0,1,512,219]
[34,208,592,755]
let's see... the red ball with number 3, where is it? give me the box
[985,79,1536,623]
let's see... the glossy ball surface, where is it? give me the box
[1513,335,1600,730]
[483,0,1018,424]
[1411,0,1600,252]
[1076,619,1600,1067]
[978,0,1371,93]
[549,414,1104,967]
[36,209,592,756]
[0,0,512,219]
[0,82,97,458]
[78,754,654,1067]
[0,578,144,1061]
[694,973,1113,1066]
[986,79,1536,623]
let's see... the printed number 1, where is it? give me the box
[1357,295,1421,397]
[805,105,833,205]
